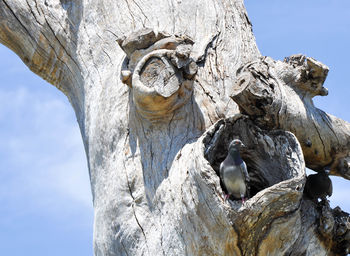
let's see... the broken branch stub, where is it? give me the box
[231,56,350,179]
[117,29,198,122]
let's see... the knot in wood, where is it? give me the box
[139,54,183,98]
[118,29,197,122]
[132,49,194,121]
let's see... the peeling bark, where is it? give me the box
[1,0,350,255]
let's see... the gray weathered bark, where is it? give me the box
[1,0,349,255]
[231,55,350,179]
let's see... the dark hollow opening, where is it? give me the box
[203,117,301,200]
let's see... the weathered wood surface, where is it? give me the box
[1,0,350,255]
[231,55,350,179]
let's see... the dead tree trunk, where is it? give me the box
[1,0,349,255]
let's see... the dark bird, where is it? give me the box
[220,139,250,203]
[304,169,333,201]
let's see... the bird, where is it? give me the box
[220,139,250,203]
[304,169,332,201]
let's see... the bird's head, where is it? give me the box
[229,139,245,152]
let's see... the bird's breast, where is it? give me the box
[223,166,246,195]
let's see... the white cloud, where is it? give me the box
[0,85,92,220]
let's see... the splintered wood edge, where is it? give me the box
[230,73,251,98]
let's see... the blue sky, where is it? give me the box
[0,1,349,255]
[0,48,93,254]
